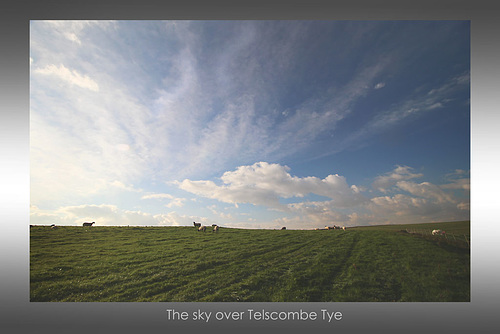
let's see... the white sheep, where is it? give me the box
[432,229,446,236]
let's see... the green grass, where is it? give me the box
[30,221,470,302]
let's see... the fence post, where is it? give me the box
[464,235,470,248]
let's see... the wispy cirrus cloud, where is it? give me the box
[317,71,470,157]
[34,64,99,91]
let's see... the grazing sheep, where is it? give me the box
[198,226,206,232]
[432,229,446,236]
[51,225,58,230]
[193,222,201,228]
[281,226,286,230]
[83,222,95,227]
[213,225,219,233]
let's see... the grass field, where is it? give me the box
[30,221,470,302]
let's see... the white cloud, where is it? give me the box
[442,170,470,191]
[141,193,174,200]
[208,205,233,219]
[64,32,82,45]
[141,193,186,208]
[42,20,115,45]
[396,181,453,203]
[177,162,367,210]
[33,64,99,91]
[372,165,424,192]
[374,82,385,89]
[441,178,470,191]
[109,180,143,192]
[166,198,186,208]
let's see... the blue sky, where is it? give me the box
[29,20,470,229]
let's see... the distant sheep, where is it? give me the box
[193,222,201,228]
[83,222,95,227]
[281,227,286,230]
[432,229,446,236]
[51,225,58,230]
[213,225,219,233]
[198,226,206,232]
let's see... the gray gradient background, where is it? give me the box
[1,1,498,333]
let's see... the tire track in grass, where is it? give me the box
[152,232,319,301]
[199,231,357,302]
[328,231,402,301]
[165,233,326,301]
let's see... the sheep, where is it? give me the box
[83,222,95,227]
[198,226,206,232]
[213,225,219,233]
[281,226,286,230]
[193,222,201,228]
[51,225,58,230]
[432,229,446,236]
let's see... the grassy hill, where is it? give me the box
[30,221,470,302]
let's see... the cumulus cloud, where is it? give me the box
[441,178,470,191]
[374,82,386,89]
[442,170,470,191]
[177,162,367,210]
[396,181,453,203]
[372,165,424,192]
